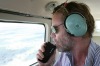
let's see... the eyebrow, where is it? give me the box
[53,23,64,27]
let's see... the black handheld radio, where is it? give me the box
[38,42,56,63]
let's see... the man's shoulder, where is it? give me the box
[90,41,100,65]
[90,40,100,56]
[90,40,100,50]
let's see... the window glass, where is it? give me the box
[0,22,45,66]
[95,21,100,32]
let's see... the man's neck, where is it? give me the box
[72,38,91,66]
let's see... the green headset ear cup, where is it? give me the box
[64,13,87,36]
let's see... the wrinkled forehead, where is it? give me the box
[52,13,65,26]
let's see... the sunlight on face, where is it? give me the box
[51,13,74,52]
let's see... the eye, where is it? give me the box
[54,27,59,33]
[51,23,63,33]
[51,26,59,33]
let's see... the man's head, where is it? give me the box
[51,1,95,52]
[52,1,95,37]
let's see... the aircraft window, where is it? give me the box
[0,22,45,66]
[95,21,100,32]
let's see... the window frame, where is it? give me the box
[0,13,52,66]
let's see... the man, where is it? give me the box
[37,1,100,66]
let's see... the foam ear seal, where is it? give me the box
[64,13,87,36]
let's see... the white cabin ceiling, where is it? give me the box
[0,0,100,20]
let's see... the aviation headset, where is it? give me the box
[63,2,87,37]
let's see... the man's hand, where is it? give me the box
[36,42,56,66]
